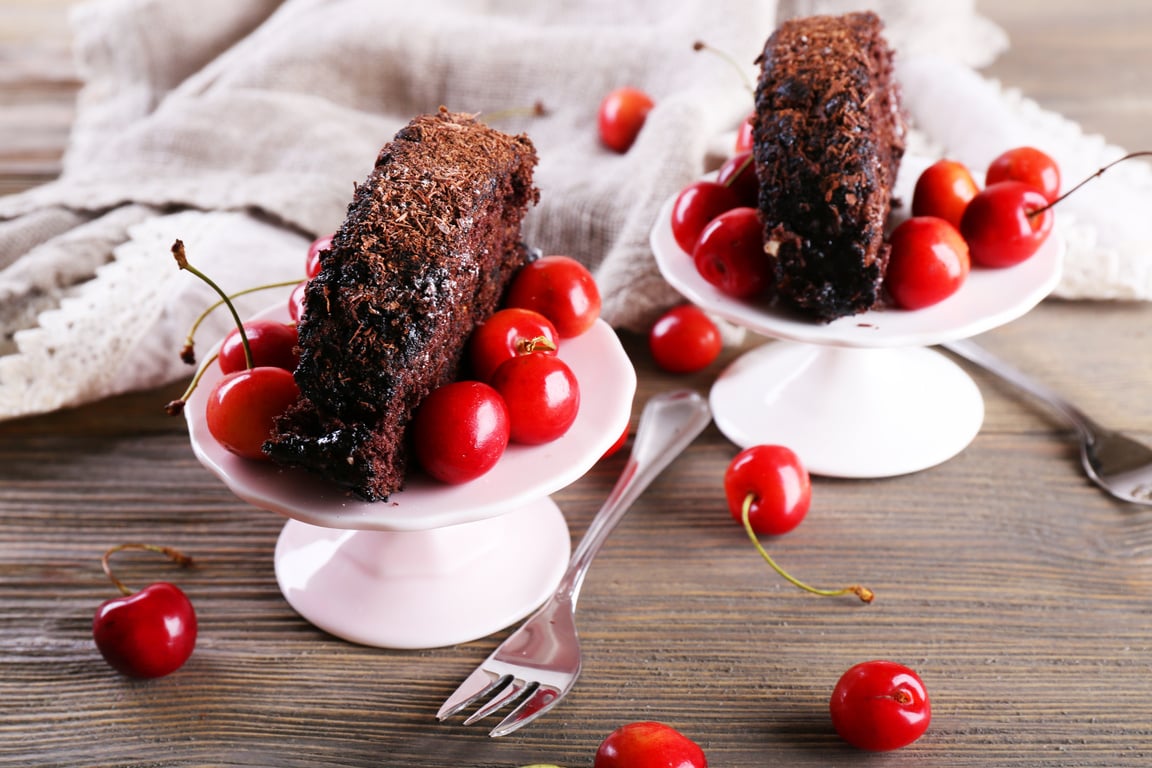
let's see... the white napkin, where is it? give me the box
[0,0,1146,421]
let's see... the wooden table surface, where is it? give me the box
[3,2,1152,766]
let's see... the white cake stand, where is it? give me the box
[650,191,1063,479]
[185,305,636,649]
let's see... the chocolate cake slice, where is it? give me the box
[753,11,906,321]
[264,109,539,501]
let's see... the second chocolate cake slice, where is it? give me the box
[265,109,539,501]
[753,11,906,321]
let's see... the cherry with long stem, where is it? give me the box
[94,543,197,679]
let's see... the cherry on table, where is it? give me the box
[724,445,873,602]
[648,304,722,374]
[830,660,931,751]
[911,158,979,231]
[597,87,654,153]
[92,543,197,679]
[724,444,810,536]
[594,721,707,768]
[599,423,630,461]
[959,180,1054,268]
[504,255,601,338]
[885,216,970,310]
[412,381,510,484]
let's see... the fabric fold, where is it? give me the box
[1,0,1147,420]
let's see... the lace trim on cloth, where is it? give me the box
[0,211,307,419]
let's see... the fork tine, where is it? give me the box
[462,679,533,725]
[488,684,564,738]
[436,668,507,720]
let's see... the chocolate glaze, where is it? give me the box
[264,109,539,501]
[753,11,906,322]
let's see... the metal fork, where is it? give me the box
[436,389,712,737]
[943,338,1152,505]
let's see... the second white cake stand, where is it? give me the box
[651,194,1063,478]
[186,306,636,649]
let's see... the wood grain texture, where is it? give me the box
[2,2,1152,766]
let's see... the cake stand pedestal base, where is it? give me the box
[711,341,984,478]
[274,497,571,649]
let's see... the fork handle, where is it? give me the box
[941,338,1103,442]
[556,390,712,605]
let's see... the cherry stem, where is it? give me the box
[515,335,557,355]
[1029,150,1152,218]
[741,494,874,603]
[171,239,253,370]
[101,543,194,597]
[692,40,755,95]
[181,279,301,366]
[164,352,220,416]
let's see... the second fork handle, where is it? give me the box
[941,338,1102,442]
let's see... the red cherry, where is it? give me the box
[490,353,580,445]
[218,320,299,374]
[504,255,601,338]
[305,233,334,278]
[724,445,873,601]
[716,150,758,207]
[205,366,300,460]
[692,207,771,299]
[734,112,754,153]
[885,217,970,310]
[94,583,197,678]
[911,159,979,231]
[594,721,707,768]
[468,307,558,382]
[598,87,655,153]
[670,181,742,255]
[830,660,931,751]
[648,304,723,374]
[600,423,629,460]
[412,381,510,484]
[92,544,196,679]
[959,181,1054,268]
[723,444,810,536]
[288,279,308,322]
[986,146,1061,203]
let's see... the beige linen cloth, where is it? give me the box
[0,0,1148,420]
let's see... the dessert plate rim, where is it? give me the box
[185,305,637,532]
